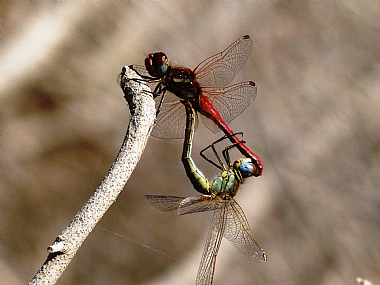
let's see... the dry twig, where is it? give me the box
[29,66,155,285]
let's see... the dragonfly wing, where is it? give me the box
[127,64,160,93]
[194,35,253,88]
[178,196,228,215]
[223,201,267,262]
[144,195,186,212]
[151,92,198,139]
[200,81,257,133]
[196,207,226,285]
[199,116,221,134]
[128,64,151,77]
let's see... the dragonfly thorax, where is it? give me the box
[210,169,240,198]
[164,67,201,100]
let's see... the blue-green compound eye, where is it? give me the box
[238,159,254,177]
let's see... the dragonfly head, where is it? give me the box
[233,158,255,178]
[145,52,169,78]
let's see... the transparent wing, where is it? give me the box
[178,195,228,215]
[144,195,186,212]
[144,195,226,215]
[128,64,161,93]
[223,201,267,262]
[194,35,253,88]
[128,64,151,77]
[152,92,198,139]
[200,81,257,133]
[127,66,193,139]
[196,207,226,285]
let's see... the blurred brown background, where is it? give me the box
[2,2,380,285]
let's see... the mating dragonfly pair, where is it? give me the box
[120,35,266,284]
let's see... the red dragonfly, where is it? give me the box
[129,35,263,176]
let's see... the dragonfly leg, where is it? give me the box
[155,86,166,116]
[200,143,224,170]
[119,66,163,100]
[222,140,247,166]
[200,132,245,169]
[128,65,157,81]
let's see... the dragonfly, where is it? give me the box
[128,35,263,177]
[145,101,266,285]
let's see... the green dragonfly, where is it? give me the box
[145,101,266,285]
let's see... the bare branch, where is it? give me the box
[29,66,155,285]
